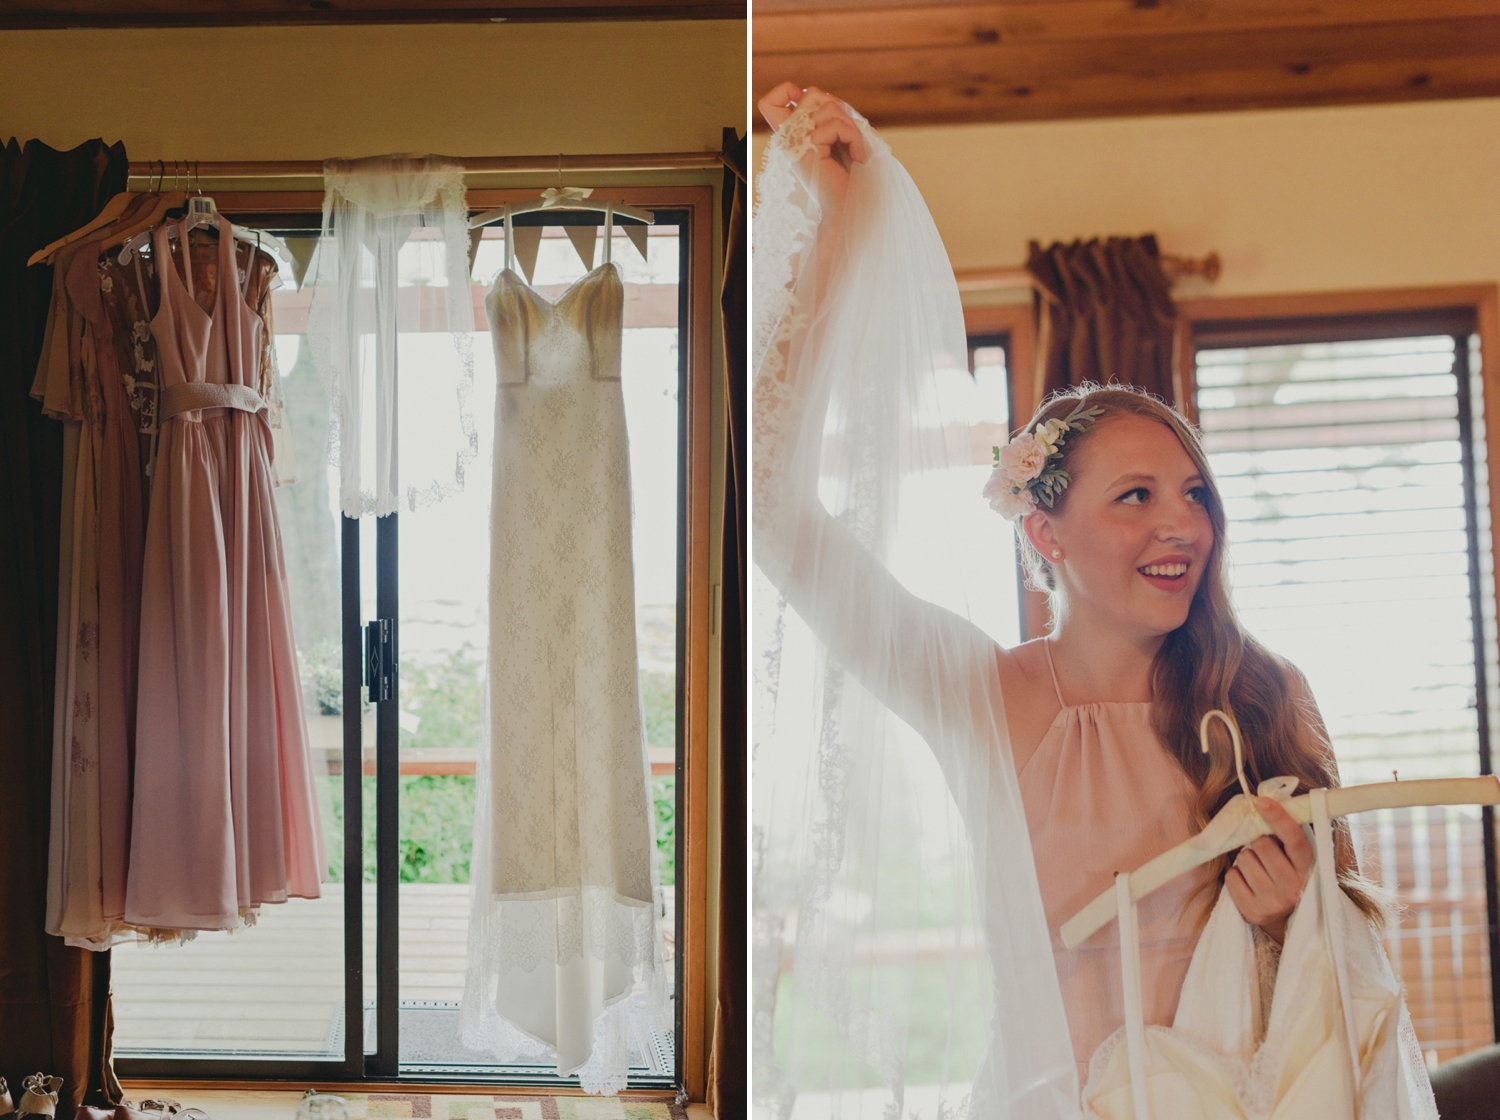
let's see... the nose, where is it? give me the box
[1155,491,1206,547]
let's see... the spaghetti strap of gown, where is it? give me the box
[1043,638,1067,707]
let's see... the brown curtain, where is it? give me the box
[0,138,127,1118]
[1025,235,1178,407]
[706,126,746,1120]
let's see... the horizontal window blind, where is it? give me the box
[1196,326,1497,1063]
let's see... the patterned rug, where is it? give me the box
[338,1096,684,1120]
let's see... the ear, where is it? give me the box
[1021,510,1059,559]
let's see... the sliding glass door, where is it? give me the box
[113,202,697,1090]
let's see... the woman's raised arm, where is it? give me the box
[752,86,1009,797]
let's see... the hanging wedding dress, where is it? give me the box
[751,100,1436,1119]
[460,211,667,1094]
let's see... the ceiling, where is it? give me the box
[0,0,742,27]
[754,0,1500,128]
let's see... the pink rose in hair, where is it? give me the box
[1000,434,1048,484]
[983,466,1037,520]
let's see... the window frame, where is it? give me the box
[963,302,1050,641]
[111,184,717,1101]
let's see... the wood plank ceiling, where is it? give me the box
[754,0,1500,128]
[0,0,742,27]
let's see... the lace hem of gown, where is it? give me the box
[458,887,670,1094]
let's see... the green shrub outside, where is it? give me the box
[317,647,677,886]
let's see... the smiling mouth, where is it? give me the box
[1138,562,1190,586]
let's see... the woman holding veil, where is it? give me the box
[750,84,1437,1119]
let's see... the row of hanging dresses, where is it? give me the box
[34,195,322,947]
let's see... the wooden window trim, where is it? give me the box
[164,184,715,1101]
[963,301,1051,641]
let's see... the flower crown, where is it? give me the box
[983,401,1105,521]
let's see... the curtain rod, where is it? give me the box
[955,251,1222,293]
[128,151,725,180]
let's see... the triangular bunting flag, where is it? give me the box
[287,234,318,290]
[625,222,649,263]
[514,225,543,285]
[564,224,597,272]
[467,228,483,278]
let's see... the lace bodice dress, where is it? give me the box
[460,249,665,1095]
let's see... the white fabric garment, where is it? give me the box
[307,154,477,516]
[1085,793,1438,1119]
[752,105,1079,1118]
[459,217,666,1095]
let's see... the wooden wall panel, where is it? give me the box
[754,0,1500,127]
[2,0,742,26]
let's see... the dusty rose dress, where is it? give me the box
[125,217,323,931]
[1017,641,1216,1082]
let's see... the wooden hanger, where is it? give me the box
[27,189,135,266]
[99,188,187,254]
[28,158,184,266]
[1059,709,1500,949]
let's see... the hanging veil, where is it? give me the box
[306,154,477,517]
[751,105,1080,1118]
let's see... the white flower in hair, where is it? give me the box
[986,401,1104,522]
[1034,417,1068,455]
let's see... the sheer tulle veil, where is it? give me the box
[752,105,1081,1118]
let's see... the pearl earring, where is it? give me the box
[1051,550,1062,560]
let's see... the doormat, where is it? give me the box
[339,1096,685,1120]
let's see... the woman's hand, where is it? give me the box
[1226,796,1315,944]
[757,82,868,210]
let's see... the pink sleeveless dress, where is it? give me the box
[124,218,324,931]
[1017,643,1216,1081]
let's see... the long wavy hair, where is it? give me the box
[1017,383,1385,924]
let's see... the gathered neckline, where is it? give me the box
[1049,699,1153,723]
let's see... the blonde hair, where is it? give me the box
[1017,383,1385,924]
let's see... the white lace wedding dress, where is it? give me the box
[460,222,667,1094]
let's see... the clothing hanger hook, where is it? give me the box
[195,160,202,196]
[1199,708,1253,802]
[557,152,563,189]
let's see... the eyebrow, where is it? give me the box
[1106,473,1206,490]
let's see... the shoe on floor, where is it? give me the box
[16,1075,62,1120]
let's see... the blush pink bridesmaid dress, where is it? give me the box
[125,217,324,931]
[1018,641,1216,1083]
